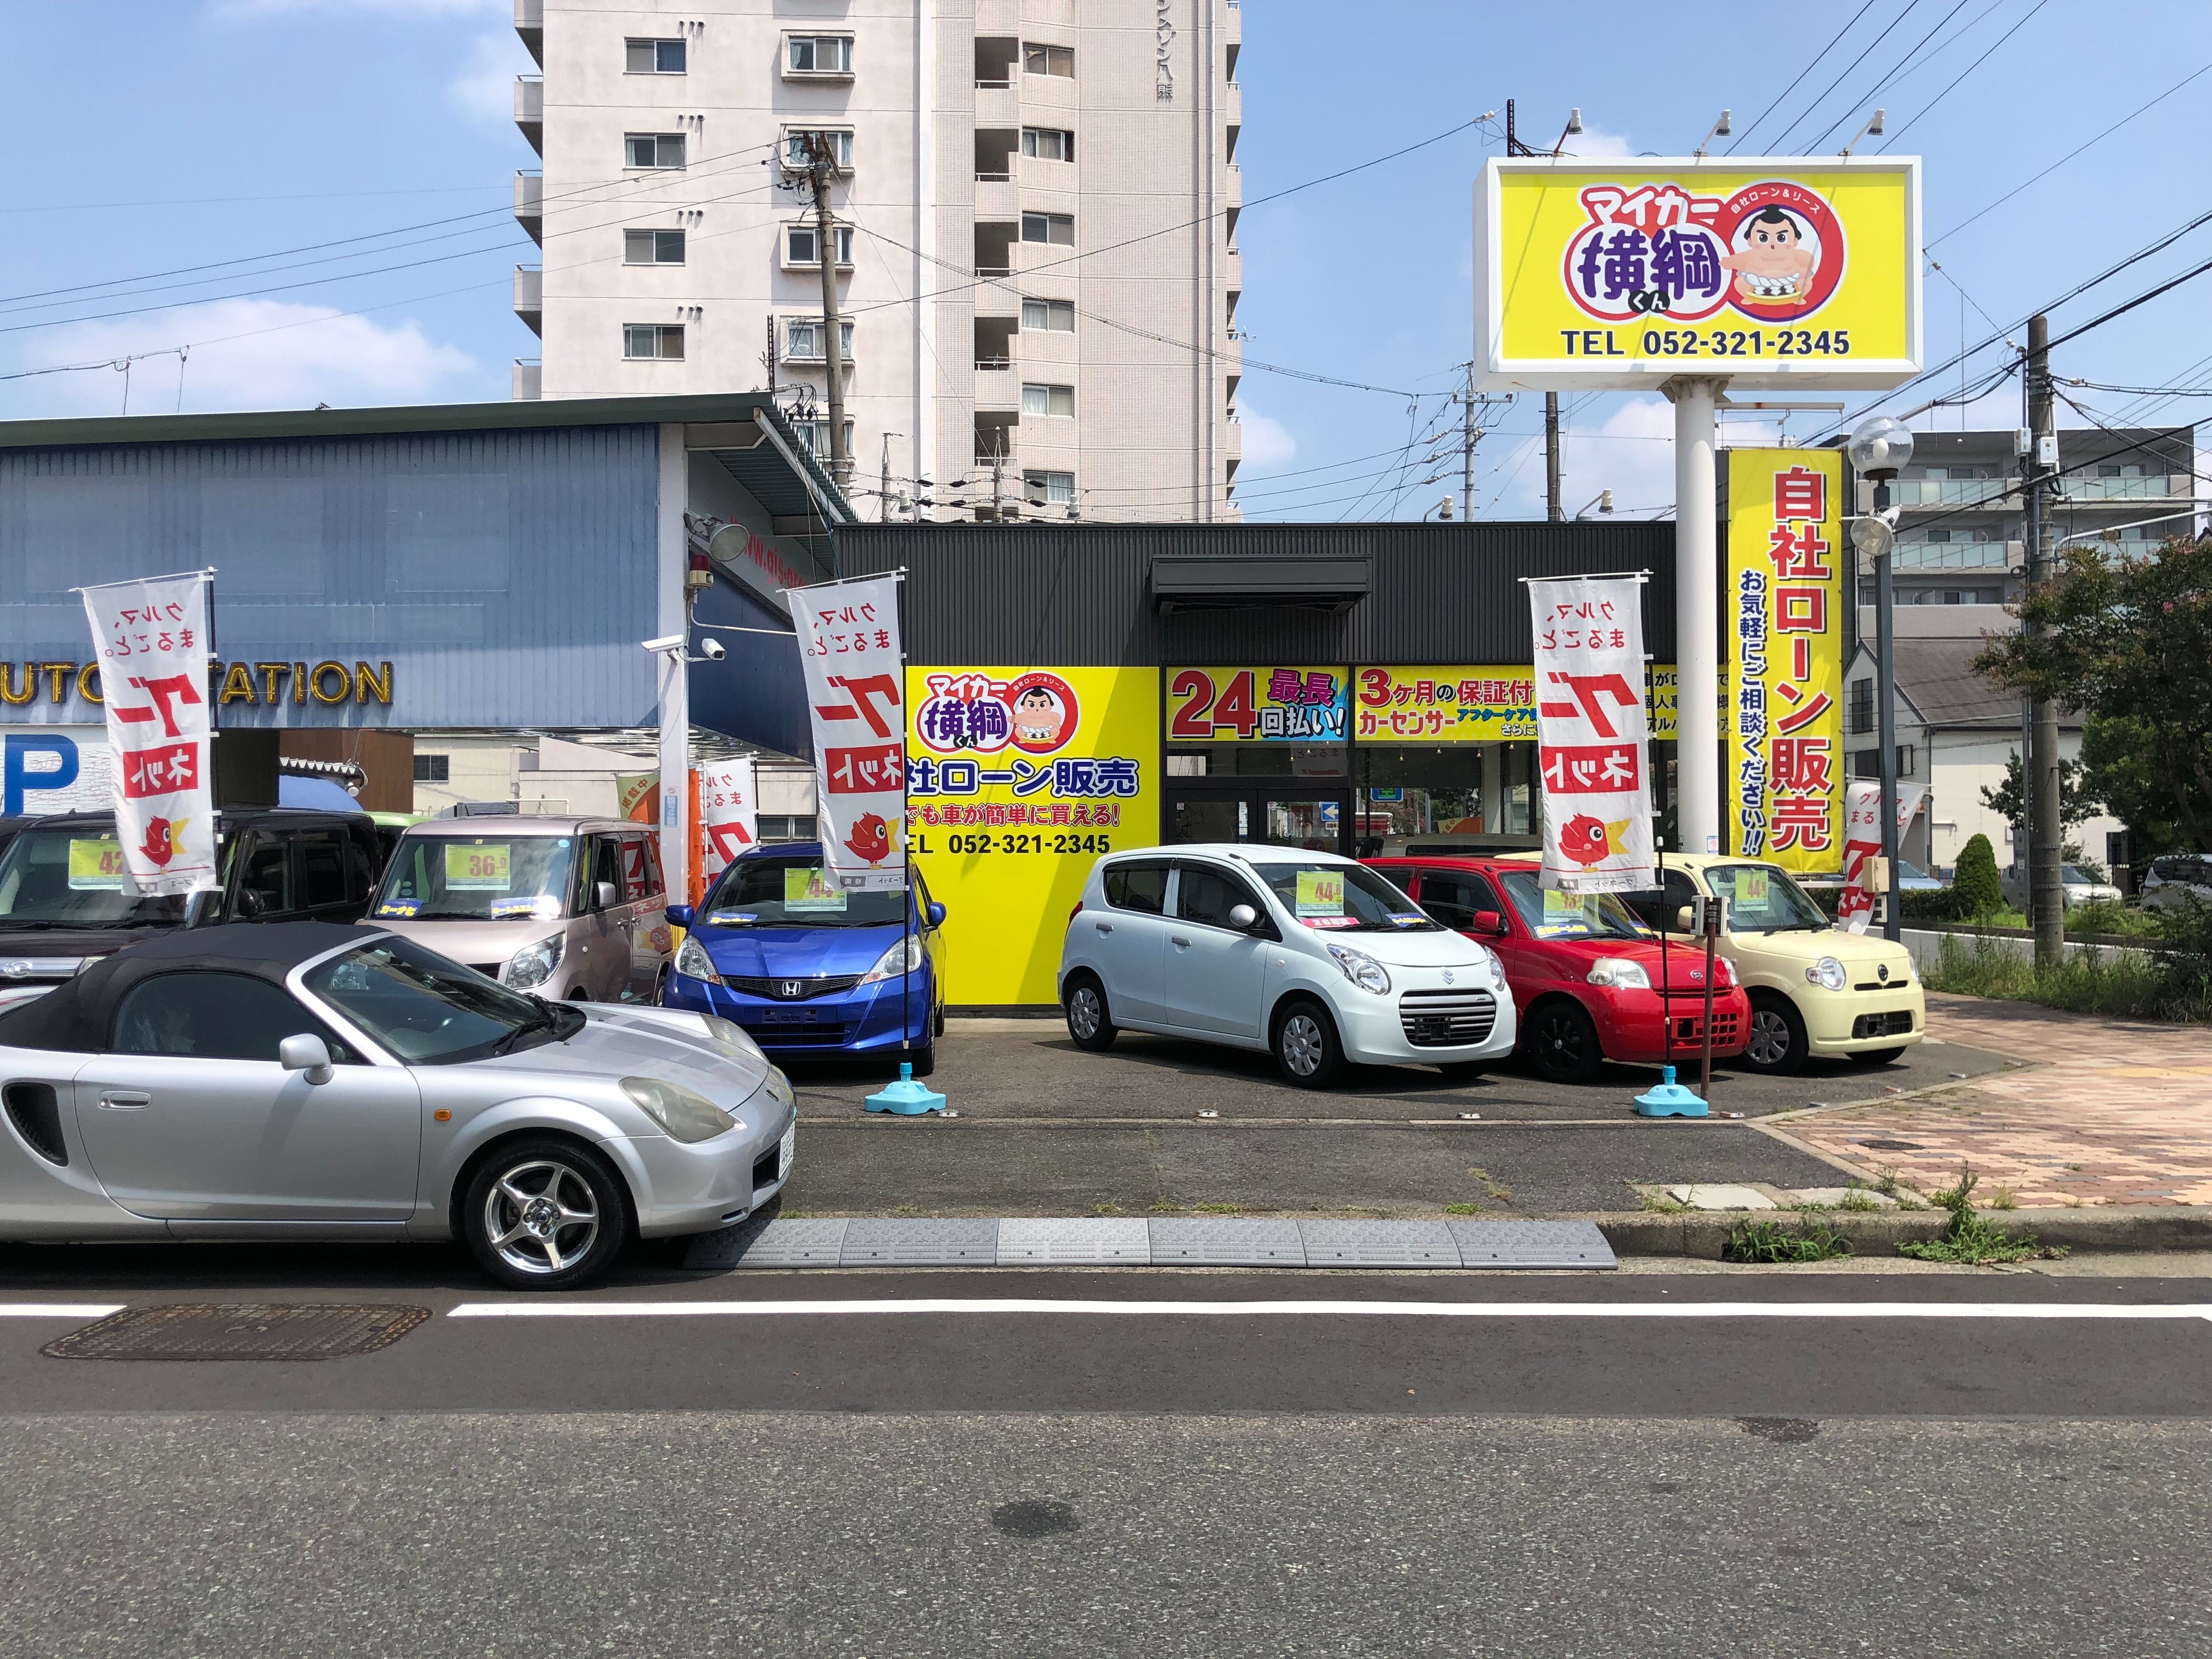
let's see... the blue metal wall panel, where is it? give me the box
[687,577,811,760]
[0,425,662,730]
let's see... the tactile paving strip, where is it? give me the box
[1146,1217,1308,1266]
[43,1304,428,1362]
[839,1218,1001,1267]
[996,1217,1152,1265]
[1445,1219,1618,1269]
[1296,1220,1462,1268]
[690,1217,849,1270]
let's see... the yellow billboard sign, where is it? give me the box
[1725,448,1846,873]
[1165,665,1349,743]
[908,667,1160,1006]
[1475,157,1920,391]
[1352,664,1678,741]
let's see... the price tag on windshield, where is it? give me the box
[785,867,848,913]
[66,838,126,891]
[1539,888,1601,935]
[444,843,511,891]
[1739,868,1771,905]
[1294,870,1345,917]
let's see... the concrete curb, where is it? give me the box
[1593,1205,2212,1260]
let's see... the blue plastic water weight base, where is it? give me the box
[865,1062,947,1116]
[1634,1064,1709,1118]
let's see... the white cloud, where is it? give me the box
[12,298,481,417]
[207,0,503,19]
[1238,407,1297,472]
[1555,125,1637,160]
[449,32,529,125]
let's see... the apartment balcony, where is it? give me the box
[1225,160,1242,208]
[974,367,1020,414]
[1223,416,1243,459]
[2060,473,2194,502]
[1224,0,1242,44]
[974,176,1018,223]
[974,83,1019,129]
[974,285,1020,321]
[1895,477,2017,509]
[513,0,543,66]
[514,75,543,156]
[974,0,1018,37]
[1891,539,2021,573]
[512,169,542,244]
[1224,81,1242,132]
[512,358,541,400]
[512,264,542,335]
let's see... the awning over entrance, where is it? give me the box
[1149,554,1372,612]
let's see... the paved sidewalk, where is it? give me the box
[1776,993,2212,1206]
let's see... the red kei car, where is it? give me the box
[1365,856,1751,1085]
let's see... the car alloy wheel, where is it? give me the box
[1069,986,1103,1040]
[1741,996,1808,1075]
[1273,1000,1343,1088]
[1526,1002,1601,1085]
[482,1158,601,1277]
[1281,1013,1327,1076]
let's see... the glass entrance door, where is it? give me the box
[1167,787,1352,856]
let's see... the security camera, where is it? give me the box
[640,634,685,654]
[698,636,726,661]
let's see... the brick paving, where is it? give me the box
[1779,992,2212,1207]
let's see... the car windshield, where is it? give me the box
[1497,870,1654,941]
[1248,861,1436,933]
[371,835,576,923]
[699,855,910,928]
[1707,862,1830,933]
[2061,865,2093,884]
[0,828,189,928]
[303,934,577,1064]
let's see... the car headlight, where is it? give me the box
[503,933,564,990]
[1324,941,1391,995]
[675,934,723,986]
[620,1076,737,1143]
[1903,954,1920,985]
[701,1014,758,1054]
[1807,955,1848,991]
[1586,956,1651,989]
[860,935,926,984]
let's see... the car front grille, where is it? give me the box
[1398,987,1497,1048]
[1668,1009,1743,1047]
[467,962,505,979]
[1852,1009,1916,1039]
[742,1024,851,1048]
[752,1147,781,1187]
[726,974,862,1001]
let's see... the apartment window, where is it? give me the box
[786,35,853,74]
[623,229,686,265]
[623,324,685,360]
[785,318,855,360]
[1025,470,1075,505]
[1022,297,1075,332]
[625,38,686,74]
[413,754,450,784]
[1020,128,1075,162]
[759,814,817,842]
[1023,42,1074,76]
[785,223,854,267]
[1849,678,1874,736]
[1021,212,1074,246]
[1022,383,1074,418]
[624,133,686,169]
[784,128,855,170]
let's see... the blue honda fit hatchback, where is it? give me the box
[663,843,947,1074]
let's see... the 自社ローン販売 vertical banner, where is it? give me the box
[1727,448,1846,873]
[1528,577,1655,892]
[788,574,908,892]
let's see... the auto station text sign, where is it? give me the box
[1475,156,1920,391]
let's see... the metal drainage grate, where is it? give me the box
[43,1304,431,1362]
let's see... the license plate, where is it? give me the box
[778,1120,796,1176]
[760,1008,819,1023]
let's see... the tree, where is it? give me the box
[1973,535,2212,853]
[1952,833,2002,918]
[1980,751,2100,831]
[2081,713,2210,860]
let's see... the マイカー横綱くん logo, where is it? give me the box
[916,670,1083,757]
[1559,178,1848,326]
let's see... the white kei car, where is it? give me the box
[1057,845,1516,1088]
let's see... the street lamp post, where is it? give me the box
[1845,416,1915,944]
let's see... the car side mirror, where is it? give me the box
[664,904,695,929]
[926,901,947,928]
[1675,906,1697,933]
[594,881,619,911]
[1471,910,1506,935]
[279,1033,334,1085]
[1228,903,1257,930]
[237,889,269,919]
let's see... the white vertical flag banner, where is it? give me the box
[698,754,759,882]
[1835,778,1926,933]
[1529,575,1656,891]
[787,575,907,891]
[80,572,219,895]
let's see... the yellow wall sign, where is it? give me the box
[1353,664,1678,741]
[1166,665,1349,743]
[1475,157,1920,391]
[908,667,1160,1006]
[1725,448,1845,873]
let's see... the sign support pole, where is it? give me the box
[1666,375,1726,857]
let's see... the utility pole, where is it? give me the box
[1544,392,1563,521]
[803,133,853,492]
[2026,313,2063,968]
[991,450,1005,522]
[1461,364,1476,520]
[880,432,894,525]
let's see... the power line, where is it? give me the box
[1726,0,1881,154]
[1799,0,1974,154]
[1878,0,2051,148]
[1769,2,1926,155]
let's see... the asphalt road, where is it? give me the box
[0,1267,2208,1657]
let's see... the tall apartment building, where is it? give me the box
[510,0,1244,522]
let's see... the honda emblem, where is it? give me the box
[779,980,804,999]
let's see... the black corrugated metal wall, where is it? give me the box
[840,522,1678,664]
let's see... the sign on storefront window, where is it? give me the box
[1167,666,1348,743]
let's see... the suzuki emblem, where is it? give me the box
[779,980,804,999]
[1442,968,1455,985]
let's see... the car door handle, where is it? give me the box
[1092,922,1113,934]
[98,1091,150,1111]
[1170,935,1192,947]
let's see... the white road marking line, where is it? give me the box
[0,1305,124,1319]
[448,1299,2212,1322]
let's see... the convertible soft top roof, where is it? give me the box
[0,921,385,1053]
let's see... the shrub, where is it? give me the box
[1952,833,2003,919]
[1724,1219,1853,1263]
[1897,1164,2059,1265]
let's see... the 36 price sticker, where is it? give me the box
[444,842,512,891]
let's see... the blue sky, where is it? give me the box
[2,0,2205,522]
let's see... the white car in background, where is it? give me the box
[1057,845,1516,1088]
[2142,854,2212,913]
[2000,862,2124,910]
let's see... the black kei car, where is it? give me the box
[0,809,383,994]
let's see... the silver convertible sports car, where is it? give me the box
[0,922,795,1289]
